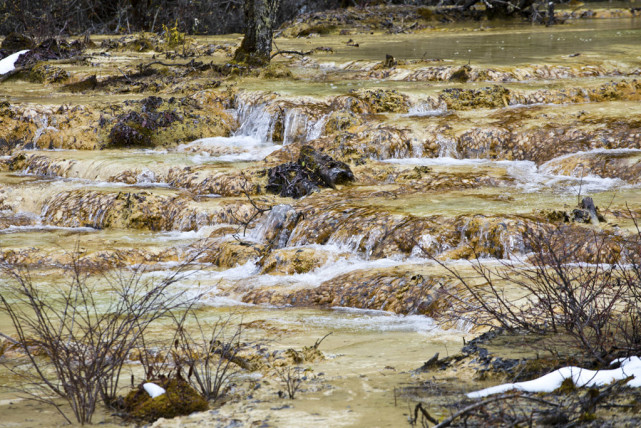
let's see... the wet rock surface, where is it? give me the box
[1,8,641,428]
[243,268,449,316]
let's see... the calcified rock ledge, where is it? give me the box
[1,6,641,426]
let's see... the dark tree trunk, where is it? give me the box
[233,0,281,66]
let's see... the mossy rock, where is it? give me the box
[449,64,472,82]
[439,86,510,110]
[296,24,337,38]
[351,88,409,113]
[259,64,294,79]
[29,62,69,84]
[107,97,180,147]
[324,110,363,134]
[125,36,155,52]
[284,346,324,364]
[124,378,208,423]
[259,247,330,275]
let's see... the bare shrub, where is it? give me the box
[427,224,641,364]
[274,365,309,399]
[0,250,199,424]
[172,310,245,401]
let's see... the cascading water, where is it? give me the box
[177,99,328,162]
[2,17,641,426]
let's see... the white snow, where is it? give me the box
[0,50,29,75]
[468,356,641,399]
[143,382,166,398]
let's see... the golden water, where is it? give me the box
[1,11,641,426]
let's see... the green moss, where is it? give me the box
[125,35,155,52]
[579,411,597,422]
[555,377,577,394]
[124,378,208,423]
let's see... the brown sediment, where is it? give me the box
[1,14,641,428]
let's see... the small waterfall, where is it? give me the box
[436,134,458,158]
[136,169,156,185]
[33,115,59,147]
[410,234,447,258]
[327,234,365,254]
[306,114,327,141]
[234,101,275,142]
[249,204,298,248]
[282,109,327,145]
[282,109,304,146]
[231,97,328,147]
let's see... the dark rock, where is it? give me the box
[449,64,471,82]
[15,38,82,69]
[0,32,35,52]
[108,98,180,147]
[383,54,396,68]
[266,145,354,198]
[141,95,164,111]
[572,197,606,224]
[266,162,320,198]
[62,75,98,92]
[417,352,440,371]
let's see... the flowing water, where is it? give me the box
[1,9,641,426]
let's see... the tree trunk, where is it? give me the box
[233,0,281,66]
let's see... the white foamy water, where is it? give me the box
[288,307,440,334]
[0,224,97,234]
[251,254,412,289]
[402,103,447,117]
[384,157,626,193]
[177,135,280,162]
[157,225,219,241]
[178,100,327,162]
[234,102,274,141]
[177,100,279,161]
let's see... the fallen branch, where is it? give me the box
[270,49,314,59]
[0,332,19,345]
[413,403,438,425]
[0,66,27,83]
[313,332,332,349]
[142,60,210,70]
[116,67,133,83]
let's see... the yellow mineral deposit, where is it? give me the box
[0,4,640,426]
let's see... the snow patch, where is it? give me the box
[143,382,166,398]
[0,50,29,75]
[468,356,641,398]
